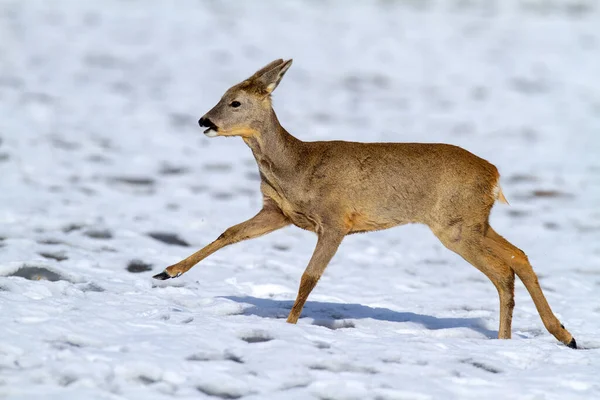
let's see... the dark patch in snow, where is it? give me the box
[314,341,331,350]
[159,163,189,176]
[186,351,244,363]
[203,162,233,172]
[148,232,190,247]
[186,353,213,362]
[196,385,242,399]
[87,154,111,164]
[58,375,78,386]
[224,352,244,364]
[544,222,560,230]
[272,243,290,251]
[381,357,403,364]
[280,381,310,390]
[62,223,84,233]
[37,238,63,245]
[516,189,574,200]
[460,305,492,313]
[507,174,539,184]
[138,375,158,385]
[84,229,113,239]
[507,209,531,218]
[112,176,155,186]
[462,359,501,374]
[49,135,81,151]
[165,203,180,210]
[240,331,273,344]
[312,111,334,123]
[126,259,153,273]
[109,176,156,194]
[309,362,377,374]
[8,266,68,282]
[51,340,83,350]
[421,258,448,265]
[38,251,68,262]
[111,80,132,94]
[79,282,105,292]
[531,189,573,199]
[211,191,234,200]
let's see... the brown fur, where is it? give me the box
[155,59,575,347]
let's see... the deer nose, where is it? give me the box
[199,117,218,129]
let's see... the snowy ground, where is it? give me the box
[1,1,600,399]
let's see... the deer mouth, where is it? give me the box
[204,127,218,137]
[199,118,219,137]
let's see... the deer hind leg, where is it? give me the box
[153,199,290,280]
[432,222,515,339]
[484,227,576,348]
[286,230,345,324]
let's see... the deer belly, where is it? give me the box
[344,211,406,233]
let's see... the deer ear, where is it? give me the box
[249,59,284,79]
[255,59,293,94]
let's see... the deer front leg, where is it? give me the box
[287,230,345,323]
[153,200,290,280]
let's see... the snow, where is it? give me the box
[1,0,599,399]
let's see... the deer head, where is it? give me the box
[198,59,293,138]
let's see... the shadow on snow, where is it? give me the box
[223,295,498,338]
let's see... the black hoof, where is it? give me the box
[567,338,577,349]
[153,271,172,280]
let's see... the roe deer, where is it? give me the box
[153,59,576,348]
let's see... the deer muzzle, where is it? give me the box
[198,117,219,137]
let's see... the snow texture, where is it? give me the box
[1,1,599,399]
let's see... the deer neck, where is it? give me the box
[244,109,304,175]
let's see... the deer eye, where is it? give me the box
[230,101,241,108]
